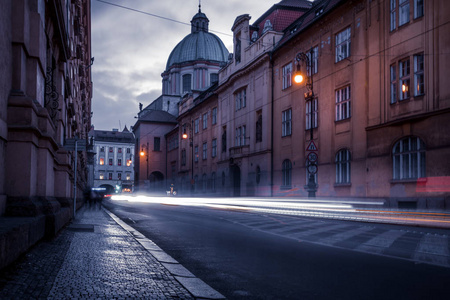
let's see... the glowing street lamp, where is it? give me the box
[294,48,317,197]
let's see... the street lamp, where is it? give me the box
[295,48,318,197]
[140,142,149,189]
[182,121,195,195]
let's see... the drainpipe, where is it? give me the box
[269,52,274,197]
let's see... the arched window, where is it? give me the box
[211,172,216,192]
[393,136,425,180]
[282,159,292,188]
[336,149,351,184]
[182,74,192,93]
[202,173,207,192]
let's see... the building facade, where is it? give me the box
[0,0,93,268]
[163,0,450,208]
[270,0,450,207]
[90,127,135,194]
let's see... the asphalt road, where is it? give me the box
[104,200,450,300]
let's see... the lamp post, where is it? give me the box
[294,48,318,197]
[140,142,149,190]
[182,121,195,195]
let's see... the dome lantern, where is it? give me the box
[191,4,209,33]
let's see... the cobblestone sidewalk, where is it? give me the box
[0,207,194,299]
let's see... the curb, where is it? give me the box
[103,207,225,300]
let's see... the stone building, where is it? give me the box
[133,5,229,193]
[216,0,311,197]
[270,0,450,207]
[90,127,135,194]
[0,0,93,268]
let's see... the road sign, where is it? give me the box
[307,152,318,163]
[306,140,318,152]
[307,163,318,174]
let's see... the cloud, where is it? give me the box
[91,0,272,131]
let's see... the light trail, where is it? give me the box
[110,195,450,228]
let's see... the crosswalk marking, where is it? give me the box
[220,211,450,268]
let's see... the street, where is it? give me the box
[104,198,450,300]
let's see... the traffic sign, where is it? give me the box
[307,152,318,163]
[307,163,318,174]
[306,140,318,152]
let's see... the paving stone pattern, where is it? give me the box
[0,208,194,299]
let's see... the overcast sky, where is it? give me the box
[90,0,275,131]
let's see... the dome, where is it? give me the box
[165,8,229,70]
[165,32,229,70]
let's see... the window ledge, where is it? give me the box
[391,178,426,184]
[334,183,351,187]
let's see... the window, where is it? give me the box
[307,46,319,76]
[212,139,217,158]
[109,147,113,153]
[108,173,113,180]
[118,159,122,166]
[235,33,241,64]
[399,59,410,100]
[282,109,292,137]
[306,98,318,130]
[109,158,113,166]
[99,158,104,165]
[126,159,132,167]
[202,174,207,192]
[335,85,351,121]
[414,0,423,19]
[390,64,397,103]
[282,159,292,188]
[203,113,208,129]
[256,113,262,143]
[211,172,216,192]
[234,126,246,147]
[212,107,217,125]
[235,89,246,111]
[182,74,192,93]
[390,0,397,31]
[154,137,160,151]
[203,142,207,160]
[99,173,104,180]
[210,73,218,84]
[336,149,351,184]
[414,54,424,96]
[393,136,425,180]
[118,148,122,153]
[100,147,105,152]
[282,63,292,90]
[235,127,241,147]
[126,173,131,180]
[194,145,199,162]
[181,149,186,166]
[194,118,199,133]
[118,173,122,180]
[335,27,351,63]
[126,148,131,154]
[222,128,227,153]
[399,0,410,26]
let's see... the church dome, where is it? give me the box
[165,8,229,70]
